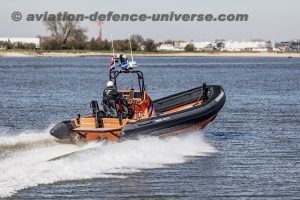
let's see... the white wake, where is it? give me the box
[0,129,216,198]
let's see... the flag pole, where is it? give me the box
[111,33,115,65]
[128,33,134,63]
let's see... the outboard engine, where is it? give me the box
[90,100,104,128]
[50,121,74,140]
[90,100,100,117]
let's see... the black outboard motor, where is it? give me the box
[90,100,99,117]
[50,120,74,139]
[90,100,104,128]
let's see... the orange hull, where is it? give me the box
[50,85,225,144]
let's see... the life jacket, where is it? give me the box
[103,87,121,102]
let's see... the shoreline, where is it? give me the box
[0,50,299,58]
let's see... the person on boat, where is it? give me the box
[102,81,120,117]
[102,81,128,118]
[119,54,129,71]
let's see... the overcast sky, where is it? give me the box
[1,0,299,42]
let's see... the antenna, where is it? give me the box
[111,33,116,66]
[128,33,134,62]
[111,33,115,57]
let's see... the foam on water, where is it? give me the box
[0,130,216,198]
[0,125,55,146]
[0,126,58,158]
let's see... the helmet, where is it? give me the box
[123,55,127,59]
[107,81,114,87]
[119,54,123,58]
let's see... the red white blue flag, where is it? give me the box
[108,57,115,70]
[148,100,155,117]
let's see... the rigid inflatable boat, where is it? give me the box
[50,62,226,144]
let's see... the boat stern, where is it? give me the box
[50,121,73,140]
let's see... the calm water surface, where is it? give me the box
[0,56,299,199]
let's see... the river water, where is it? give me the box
[0,56,299,199]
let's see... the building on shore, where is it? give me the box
[290,40,300,51]
[273,40,300,51]
[274,41,291,52]
[156,41,184,51]
[177,41,216,51]
[0,37,40,49]
[157,40,269,52]
[221,40,268,52]
[156,43,183,51]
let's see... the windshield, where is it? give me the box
[116,73,142,91]
[110,70,145,91]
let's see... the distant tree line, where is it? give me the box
[0,40,37,50]
[40,18,157,52]
[41,35,157,52]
